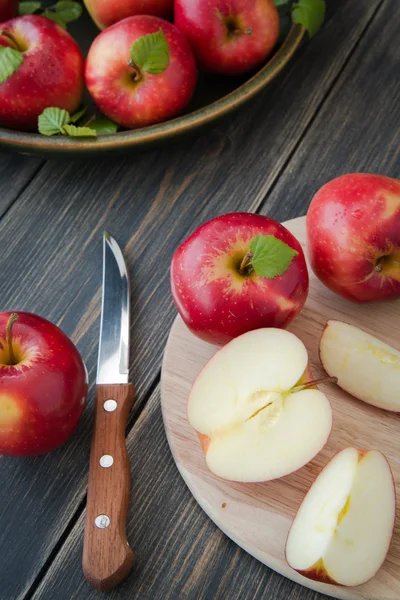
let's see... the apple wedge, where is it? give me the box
[320,320,400,411]
[187,328,333,482]
[286,448,395,586]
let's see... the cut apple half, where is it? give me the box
[286,448,395,587]
[320,320,400,411]
[187,328,332,482]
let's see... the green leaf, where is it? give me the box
[0,46,23,84]
[41,9,67,28]
[69,106,87,124]
[130,29,170,75]
[38,107,70,135]
[18,1,42,15]
[62,124,97,137]
[249,235,298,279]
[89,116,118,135]
[273,0,288,6]
[54,0,82,23]
[291,0,326,37]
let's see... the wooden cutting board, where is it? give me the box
[160,216,400,600]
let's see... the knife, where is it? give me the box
[83,231,135,592]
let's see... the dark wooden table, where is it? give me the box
[1,1,398,598]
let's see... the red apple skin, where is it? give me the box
[0,312,88,456]
[307,173,400,303]
[84,0,173,29]
[174,0,279,75]
[85,16,197,129]
[0,15,84,131]
[0,0,18,21]
[171,213,309,345]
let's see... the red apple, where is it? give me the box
[85,16,197,129]
[174,0,279,75]
[0,312,88,456]
[0,15,84,131]
[170,212,309,345]
[0,0,17,21]
[307,173,400,303]
[84,0,173,30]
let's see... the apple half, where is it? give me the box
[320,320,400,411]
[187,328,332,482]
[286,447,395,586]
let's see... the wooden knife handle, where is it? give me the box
[83,383,135,592]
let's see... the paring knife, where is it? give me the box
[83,231,135,592]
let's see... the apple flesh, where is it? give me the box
[286,447,395,586]
[0,15,84,132]
[320,319,400,412]
[188,328,332,482]
[85,16,197,129]
[174,0,279,75]
[171,212,309,345]
[306,173,400,302]
[84,0,173,29]
[0,312,88,456]
[0,0,18,21]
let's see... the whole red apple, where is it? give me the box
[171,212,309,345]
[307,173,400,303]
[0,312,88,456]
[0,0,17,21]
[85,16,197,129]
[174,0,279,75]
[84,0,173,30]
[0,15,84,131]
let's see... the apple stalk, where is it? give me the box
[6,312,18,366]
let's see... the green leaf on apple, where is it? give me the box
[53,0,83,24]
[38,107,70,136]
[130,29,170,75]
[41,10,67,28]
[273,0,288,6]
[249,235,298,278]
[62,124,97,137]
[18,1,42,15]
[291,0,326,38]
[69,106,87,124]
[88,116,119,135]
[0,46,23,85]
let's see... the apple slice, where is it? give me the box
[188,328,332,482]
[320,320,400,411]
[286,448,395,586]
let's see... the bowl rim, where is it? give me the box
[0,24,305,155]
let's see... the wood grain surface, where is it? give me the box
[0,0,397,599]
[83,384,135,592]
[161,216,400,600]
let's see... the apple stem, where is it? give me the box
[291,376,338,394]
[6,313,18,366]
[0,30,23,52]
[127,58,142,82]
[239,251,254,274]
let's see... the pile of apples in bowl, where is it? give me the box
[169,172,400,588]
[0,0,324,155]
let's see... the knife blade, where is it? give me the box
[83,231,135,592]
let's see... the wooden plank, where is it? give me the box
[33,385,332,600]
[257,1,400,222]
[30,2,400,599]
[0,154,42,218]
[0,1,382,598]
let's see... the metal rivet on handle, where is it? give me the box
[103,399,117,412]
[100,455,114,468]
[95,515,110,529]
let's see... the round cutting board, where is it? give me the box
[161,216,400,600]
